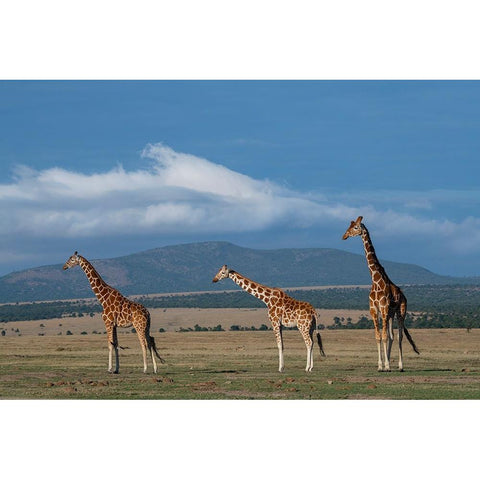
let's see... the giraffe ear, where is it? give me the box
[355,216,363,224]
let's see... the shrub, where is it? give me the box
[194,324,208,332]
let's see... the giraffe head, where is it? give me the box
[342,216,363,240]
[212,265,230,283]
[63,251,81,270]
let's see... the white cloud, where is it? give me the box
[0,143,322,238]
[1,142,480,261]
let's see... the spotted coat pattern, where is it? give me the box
[342,216,419,371]
[63,252,164,373]
[213,265,325,372]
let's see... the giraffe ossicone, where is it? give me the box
[63,252,165,374]
[342,216,419,372]
[213,264,325,372]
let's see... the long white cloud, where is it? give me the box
[0,144,323,237]
[1,143,480,257]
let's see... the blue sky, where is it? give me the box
[1,80,480,277]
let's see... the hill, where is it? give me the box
[0,241,475,303]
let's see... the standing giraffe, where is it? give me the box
[212,265,325,372]
[63,252,165,374]
[342,216,419,371]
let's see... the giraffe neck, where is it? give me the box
[228,270,273,305]
[360,225,388,282]
[78,256,114,306]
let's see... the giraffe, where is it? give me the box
[212,265,325,372]
[62,252,165,374]
[342,216,419,371]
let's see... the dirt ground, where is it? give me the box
[1,325,479,399]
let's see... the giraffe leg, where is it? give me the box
[271,316,284,372]
[380,306,390,372]
[107,325,119,374]
[148,336,158,374]
[308,342,313,372]
[136,330,149,373]
[370,304,383,371]
[141,313,158,374]
[397,312,405,372]
[386,312,394,364]
[299,323,314,372]
[398,323,404,372]
[108,342,114,372]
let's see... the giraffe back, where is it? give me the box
[103,290,150,330]
[267,290,316,327]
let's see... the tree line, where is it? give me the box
[1,284,480,328]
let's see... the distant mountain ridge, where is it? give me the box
[0,241,476,303]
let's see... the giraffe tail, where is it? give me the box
[316,332,326,357]
[313,313,326,357]
[149,336,166,364]
[403,326,420,355]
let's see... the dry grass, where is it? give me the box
[0,307,369,335]
[1,320,479,399]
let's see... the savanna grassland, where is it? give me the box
[1,319,480,399]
